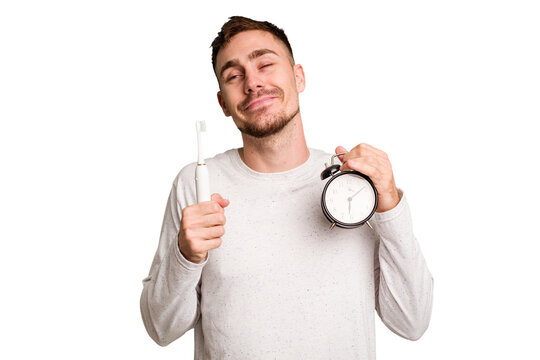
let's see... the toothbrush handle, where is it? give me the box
[196,164,211,203]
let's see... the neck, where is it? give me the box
[238,113,310,173]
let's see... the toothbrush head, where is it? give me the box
[196,120,206,133]
[196,120,207,164]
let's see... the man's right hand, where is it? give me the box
[178,193,230,264]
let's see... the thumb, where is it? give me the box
[335,146,348,162]
[211,193,230,208]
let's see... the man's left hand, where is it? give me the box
[336,144,400,213]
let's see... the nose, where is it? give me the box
[243,69,263,94]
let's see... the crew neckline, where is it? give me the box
[229,147,319,182]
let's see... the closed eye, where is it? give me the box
[225,63,272,82]
[227,74,243,82]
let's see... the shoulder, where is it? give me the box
[309,147,334,164]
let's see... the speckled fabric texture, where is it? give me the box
[140,148,433,359]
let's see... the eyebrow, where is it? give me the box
[219,48,279,79]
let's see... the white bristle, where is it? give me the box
[197,120,206,132]
[196,120,206,164]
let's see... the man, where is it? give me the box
[140,16,433,359]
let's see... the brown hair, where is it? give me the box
[210,16,294,74]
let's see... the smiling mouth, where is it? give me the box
[244,97,277,111]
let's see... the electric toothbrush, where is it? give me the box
[195,120,210,203]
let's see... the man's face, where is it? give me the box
[215,30,305,138]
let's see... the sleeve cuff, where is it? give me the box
[369,188,413,239]
[371,188,406,223]
[172,238,209,271]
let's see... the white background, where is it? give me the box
[1,0,539,358]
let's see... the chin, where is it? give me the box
[235,107,297,139]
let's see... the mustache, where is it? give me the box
[239,88,283,111]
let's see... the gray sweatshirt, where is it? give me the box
[140,148,433,359]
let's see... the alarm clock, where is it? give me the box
[320,152,378,230]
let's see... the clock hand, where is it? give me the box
[351,186,366,199]
[348,200,351,214]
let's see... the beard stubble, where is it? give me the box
[235,88,300,139]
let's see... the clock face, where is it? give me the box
[323,172,377,225]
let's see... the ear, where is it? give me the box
[217,91,231,117]
[294,64,305,93]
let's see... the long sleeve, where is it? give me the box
[370,189,434,341]
[140,181,209,346]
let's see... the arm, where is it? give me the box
[140,182,208,346]
[371,189,434,340]
[336,143,433,339]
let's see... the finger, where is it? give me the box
[202,238,223,251]
[193,200,225,216]
[200,225,226,240]
[211,193,230,208]
[341,158,382,182]
[352,143,388,160]
[185,213,226,231]
[335,146,348,162]
[336,144,384,164]
[344,150,386,168]
[217,198,230,208]
[368,143,387,156]
[197,212,226,227]
[335,145,348,153]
